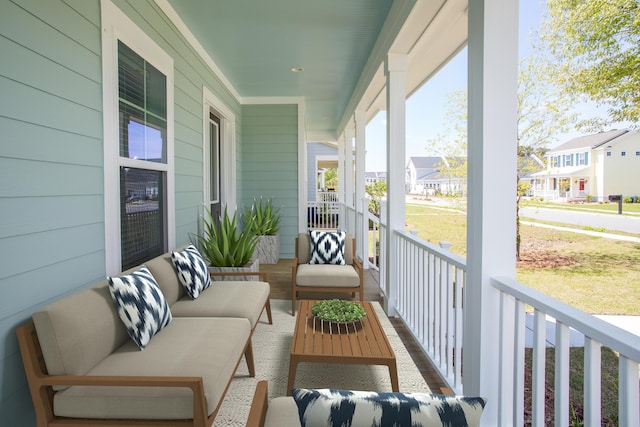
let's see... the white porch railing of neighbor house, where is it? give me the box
[317,191,339,203]
[533,189,559,200]
[374,227,640,425]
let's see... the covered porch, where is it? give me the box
[2,0,639,425]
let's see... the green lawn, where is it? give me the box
[405,203,640,315]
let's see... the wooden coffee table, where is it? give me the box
[287,299,399,395]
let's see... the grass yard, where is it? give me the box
[405,203,640,315]
[405,202,636,424]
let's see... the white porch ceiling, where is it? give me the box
[162,0,468,141]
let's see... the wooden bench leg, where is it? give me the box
[265,299,273,325]
[245,338,255,377]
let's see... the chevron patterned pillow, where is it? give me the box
[292,388,487,427]
[309,230,346,265]
[108,266,172,350]
[171,244,212,299]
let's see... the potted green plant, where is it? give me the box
[244,197,281,264]
[194,206,259,280]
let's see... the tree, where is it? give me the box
[365,180,386,217]
[426,56,576,259]
[541,0,640,124]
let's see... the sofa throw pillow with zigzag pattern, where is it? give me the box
[171,244,212,299]
[292,388,487,427]
[108,266,172,350]
[309,230,346,265]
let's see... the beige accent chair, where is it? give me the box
[291,232,364,315]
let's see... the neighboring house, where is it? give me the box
[365,171,386,185]
[405,156,467,196]
[532,129,640,201]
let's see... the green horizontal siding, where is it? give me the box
[241,104,299,258]
[0,0,244,423]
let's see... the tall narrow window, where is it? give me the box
[118,41,167,269]
[208,113,221,221]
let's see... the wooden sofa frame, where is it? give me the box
[16,270,272,427]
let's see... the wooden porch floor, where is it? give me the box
[260,260,448,393]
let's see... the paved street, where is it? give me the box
[520,206,640,234]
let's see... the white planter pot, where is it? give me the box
[255,235,279,264]
[208,258,260,281]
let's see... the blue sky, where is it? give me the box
[364,1,629,172]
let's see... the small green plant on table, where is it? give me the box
[311,299,366,323]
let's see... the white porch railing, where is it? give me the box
[392,230,466,393]
[307,200,340,229]
[492,276,640,427]
[370,226,640,425]
[317,191,339,203]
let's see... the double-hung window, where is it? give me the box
[117,42,167,269]
[102,1,174,274]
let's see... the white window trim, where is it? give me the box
[101,0,175,275]
[202,86,236,215]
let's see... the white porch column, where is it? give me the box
[384,53,408,316]
[355,111,367,265]
[466,1,518,426]
[345,126,355,210]
[337,133,346,227]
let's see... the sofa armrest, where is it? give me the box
[246,380,269,427]
[209,271,268,282]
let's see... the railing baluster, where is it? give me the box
[619,355,640,427]
[454,266,463,390]
[514,300,525,427]
[583,337,601,427]
[499,292,516,425]
[554,322,570,427]
[532,309,547,427]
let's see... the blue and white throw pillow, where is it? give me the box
[108,266,172,350]
[171,244,211,299]
[292,388,487,427]
[309,230,346,265]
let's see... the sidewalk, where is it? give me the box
[520,220,640,243]
[524,313,640,348]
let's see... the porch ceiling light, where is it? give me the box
[290,66,304,72]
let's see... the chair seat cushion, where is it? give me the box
[264,397,302,427]
[296,264,359,288]
[53,317,250,420]
[170,281,270,328]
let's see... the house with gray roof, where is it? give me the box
[406,156,466,196]
[531,129,640,201]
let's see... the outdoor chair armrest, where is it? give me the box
[245,380,269,427]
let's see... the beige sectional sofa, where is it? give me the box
[16,249,271,427]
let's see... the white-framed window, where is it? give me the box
[606,151,612,157]
[621,151,627,157]
[636,151,640,156]
[102,1,175,274]
[577,152,589,166]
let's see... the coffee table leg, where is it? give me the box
[287,357,299,395]
[388,360,400,392]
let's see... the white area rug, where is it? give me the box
[213,299,431,426]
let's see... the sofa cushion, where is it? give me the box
[53,317,251,420]
[170,281,269,328]
[171,245,211,299]
[108,266,173,350]
[296,264,360,288]
[292,388,487,427]
[309,230,346,265]
[32,281,130,387]
[144,251,186,305]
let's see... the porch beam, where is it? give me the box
[355,111,367,264]
[465,0,519,425]
[384,52,408,316]
[337,133,346,227]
